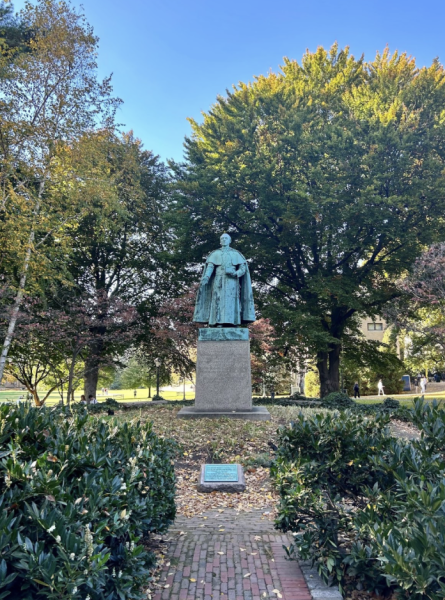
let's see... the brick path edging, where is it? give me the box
[299,562,342,600]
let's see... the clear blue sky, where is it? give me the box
[13,0,445,162]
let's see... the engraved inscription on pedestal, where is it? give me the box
[195,339,252,411]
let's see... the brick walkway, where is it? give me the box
[153,509,312,600]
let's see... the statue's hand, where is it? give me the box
[202,275,210,285]
[225,266,237,277]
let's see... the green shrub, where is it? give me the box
[288,391,306,401]
[272,399,445,598]
[321,391,355,409]
[253,396,321,407]
[243,453,273,468]
[382,397,400,410]
[151,395,165,401]
[0,403,176,599]
[104,398,120,407]
[86,398,121,414]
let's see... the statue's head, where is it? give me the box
[220,233,231,247]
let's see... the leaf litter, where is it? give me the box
[118,405,310,519]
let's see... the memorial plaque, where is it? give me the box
[198,463,245,492]
[204,464,239,482]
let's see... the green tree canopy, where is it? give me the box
[0,0,118,384]
[66,131,171,398]
[172,44,445,396]
[0,1,32,58]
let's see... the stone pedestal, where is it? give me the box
[177,328,270,421]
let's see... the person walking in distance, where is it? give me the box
[420,376,427,394]
[353,382,360,399]
[377,379,384,396]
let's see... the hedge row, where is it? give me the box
[272,399,445,598]
[0,403,176,599]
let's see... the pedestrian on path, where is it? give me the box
[377,379,384,396]
[353,382,360,399]
[420,376,427,394]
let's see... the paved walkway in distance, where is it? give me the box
[153,509,312,600]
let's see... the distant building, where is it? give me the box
[360,318,387,343]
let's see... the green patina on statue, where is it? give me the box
[193,233,256,327]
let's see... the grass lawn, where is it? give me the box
[357,394,445,406]
[2,386,444,408]
[0,388,195,405]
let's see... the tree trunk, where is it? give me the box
[32,389,42,407]
[0,183,43,384]
[0,239,34,384]
[148,385,151,398]
[84,361,99,403]
[84,336,104,402]
[317,344,341,398]
[67,349,80,407]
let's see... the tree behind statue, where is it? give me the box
[171,44,445,396]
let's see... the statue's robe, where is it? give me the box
[193,248,256,326]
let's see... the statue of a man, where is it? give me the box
[193,233,256,326]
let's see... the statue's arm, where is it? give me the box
[201,263,214,285]
[235,262,247,278]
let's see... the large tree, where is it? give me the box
[66,132,170,398]
[0,0,118,383]
[172,45,445,396]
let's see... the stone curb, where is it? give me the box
[120,400,169,408]
[176,406,271,420]
[299,561,343,600]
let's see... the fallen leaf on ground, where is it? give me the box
[244,573,251,578]
[272,590,282,598]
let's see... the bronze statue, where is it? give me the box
[193,233,255,326]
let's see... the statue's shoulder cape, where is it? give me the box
[206,248,246,266]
